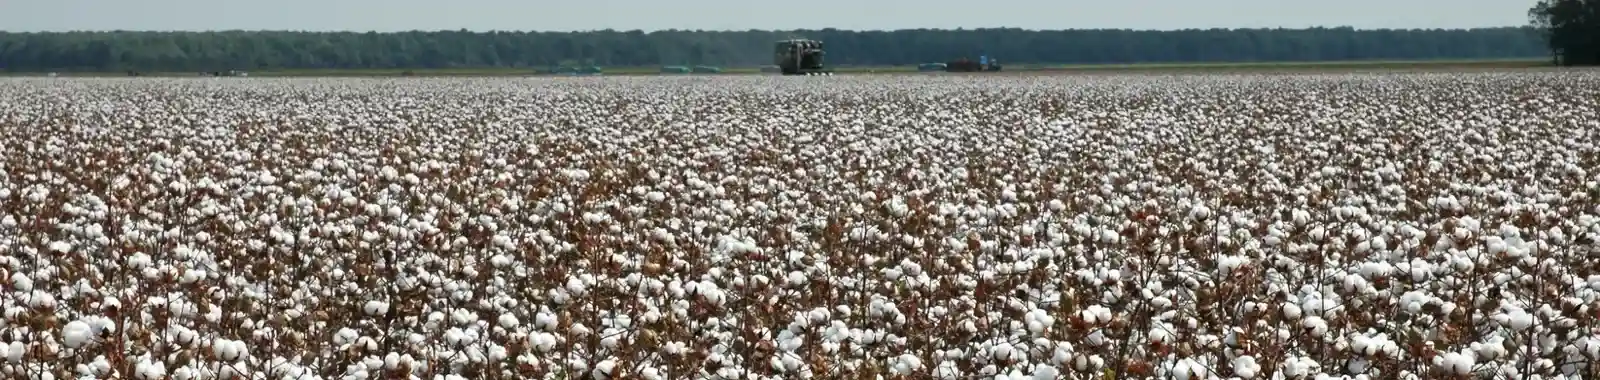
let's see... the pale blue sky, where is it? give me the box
[0,0,1533,32]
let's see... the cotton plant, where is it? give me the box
[0,72,1596,379]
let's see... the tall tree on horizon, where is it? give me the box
[1529,0,1600,65]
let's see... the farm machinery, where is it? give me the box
[945,56,1002,72]
[773,39,834,76]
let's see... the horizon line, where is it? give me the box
[0,25,1537,34]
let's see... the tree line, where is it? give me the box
[0,27,1554,72]
[1528,0,1600,65]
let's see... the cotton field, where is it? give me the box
[0,72,1598,380]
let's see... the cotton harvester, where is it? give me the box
[945,55,1002,72]
[773,39,834,76]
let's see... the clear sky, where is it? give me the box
[0,0,1533,32]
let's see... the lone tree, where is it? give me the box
[1529,0,1600,65]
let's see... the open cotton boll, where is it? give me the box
[210,339,249,362]
[4,341,20,363]
[1281,302,1303,320]
[1433,351,1475,375]
[9,273,31,292]
[1301,316,1330,337]
[1217,255,1250,277]
[1148,322,1176,344]
[990,342,1016,361]
[1281,356,1320,378]
[363,300,389,316]
[934,361,963,379]
[1471,337,1509,361]
[1031,364,1059,380]
[62,320,94,349]
[1081,305,1113,325]
[497,313,520,329]
[1493,308,1535,331]
[1232,355,1261,378]
[1024,309,1055,335]
[1170,358,1202,380]
[888,354,923,375]
[134,360,168,380]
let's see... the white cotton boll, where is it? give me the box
[1032,364,1060,380]
[1024,309,1056,335]
[644,191,666,202]
[991,343,1015,361]
[1233,355,1261,378]
[1351,335,1379,357]
[858,191,877,202]
[1497,308,1535,331]
[1357,262,1392,279]
[1435,352,1474,375]
[1048,199,1066,212]
[179,268,205,284]
[1148,324,1175,344]
[491,235,514,250]
[786,271,808,287]
[228,340,250,361]
[5,341,20,362]
[535,311,558,330]
[1082,305,1112,325]
[1302,316,1329,337]
[1073,354,1098,372]
[1191,205,1212,220]
[1346,357,1373,374]
[779,355,801,372]
[212,339,238,362]
[445,328,470,347]
[1309,226,1327,241]
[1282,356,1319,378]
[1172,358,1200,379]
[498,313,520,329]
[600,328,625,349]
[566,278,588,296]
[1086,330,1108,346]
[640,367,664,380]
[889,354,923,375]
[1098,228,1120,243]
[135,361,167,380]
[1281,302,1303,320]
[170,366,197,380]
[489,254,513,268]
[532,333,558,352]
[1471,339,1508,361]
[10,273,31,292]
[488,345,509,361]
[363,300,390,316]
[934,361,963,379]
[384,353,402,369]
[663,341,688,356]
[1217,255,1249,277]
[62,321,94,349]
[332,328,360,346]
[24,290,55,308]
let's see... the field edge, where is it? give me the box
[0,58,1559,77]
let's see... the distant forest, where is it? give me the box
[0,27,1549,72]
